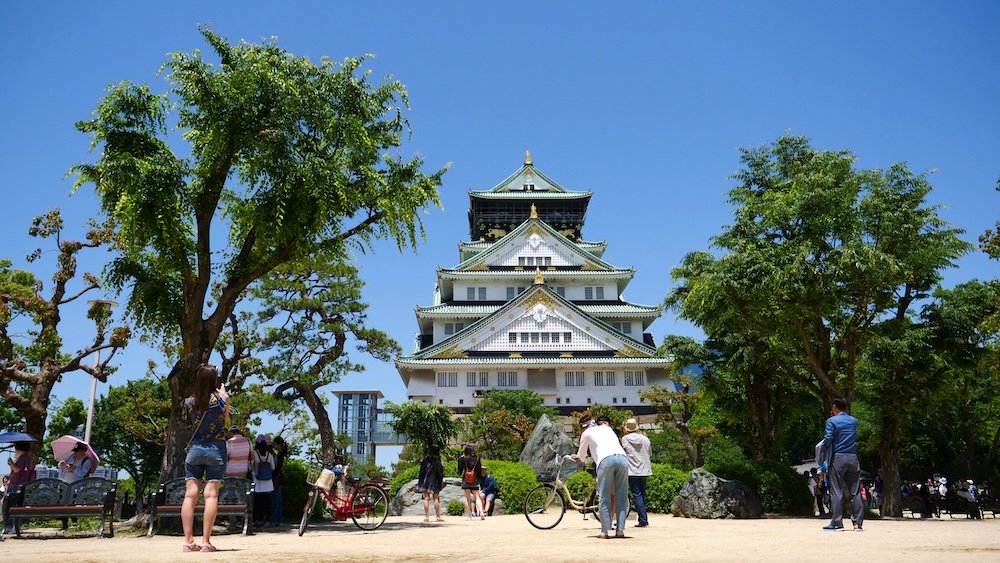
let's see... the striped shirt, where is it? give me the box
[225,435,252,477]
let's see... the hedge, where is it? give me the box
[702,460,813,515]
[645,463,690,513]
[481,460,537,515]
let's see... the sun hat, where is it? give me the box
[255,434,270,444]
[623,418,639,432]
[72,442,88,452]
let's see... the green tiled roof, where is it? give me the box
[416,302,662,317]
[469,191,591,200]
[452,217,619,271]
[439,269,635,279]
[397,356,671,367]
[477,163,587,194]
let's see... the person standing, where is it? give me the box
[416,445,445,522]
[571,414,629,539]
[810,467,826,517]
[620,418,651,528]
[820,397,863,531]
[251,434,275,530]
[225,426,252,479]
[269,436,287,526]
[3,440,37,535]
[457,445,484,520]
[179,364,229,552]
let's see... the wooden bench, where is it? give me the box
[1,477,116,540]
[147,477,254,536]
[978,495,999,518]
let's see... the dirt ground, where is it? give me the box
[3,513,1000,562]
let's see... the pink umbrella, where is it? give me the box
[51,435,100,475]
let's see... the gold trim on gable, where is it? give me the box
[433,345,468,359]
[523,291,558,311]
[614,346,646,358]
[509,352,523,358]
[580,261,604,271]
[468,261,489,271]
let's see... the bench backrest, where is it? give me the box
[156,477,254,506]
[68,477,117,507]
[16,478,71,506]
[12,477,116,507]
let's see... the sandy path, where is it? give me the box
[3,513,999,562]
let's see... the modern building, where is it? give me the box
[333,390,404,462]
[396,152,672,414]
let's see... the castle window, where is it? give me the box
[437,372,458,387]
[624,370,646,386]
[565,371,584,386]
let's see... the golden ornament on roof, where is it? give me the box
[525,150,532,165]
[530,203,538,219]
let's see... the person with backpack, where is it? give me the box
[179,364,229,552]
[457,445,484,520]
[57,442,93,529]
[251,434,276,529]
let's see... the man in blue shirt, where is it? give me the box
[821,397,863,531]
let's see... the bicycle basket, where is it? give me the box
[536,472,556,483]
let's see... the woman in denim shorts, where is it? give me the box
[180,364,229,552]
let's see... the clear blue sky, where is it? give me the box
[2,1,997,465]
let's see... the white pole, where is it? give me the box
[84,347,100,444]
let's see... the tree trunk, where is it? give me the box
[160,355,199,479]
[676,422,701,468]
[877,411,903,517]
[297,382,339,464]
[746,370,779,460]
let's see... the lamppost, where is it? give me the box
[84,299,117,444]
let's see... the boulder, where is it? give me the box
[520,414,578,481]
[392,477,485,516]
[671,468,763,519]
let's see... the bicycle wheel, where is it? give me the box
[589,490,631,526]
[524,484,565,530]
[299,487,319,536]
[351,485,389,531]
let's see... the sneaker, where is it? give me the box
[822,524,844,531]
[853,522,863,532]
[635,522,649,528]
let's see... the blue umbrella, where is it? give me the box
[0,431,38,442]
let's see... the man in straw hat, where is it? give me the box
[620,418,652,527]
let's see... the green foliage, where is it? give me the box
[478,460,536,515]
[703,460,813,515]
[90,376,169,495]
[446,500,465,516]
[565,469,596,502]
[645,463,691,513]
[462,389,556,461]
[282,457,311,520]
[388,465,421,500]
[384,401,458,455]
[43,397,87,464]
[586,404,633,431]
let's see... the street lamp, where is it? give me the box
[84,299,117,444]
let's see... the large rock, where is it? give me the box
[392,477,505,516]
[671,468,763,519]
[520,414,578,480]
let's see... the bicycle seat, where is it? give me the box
[347,475,364,485]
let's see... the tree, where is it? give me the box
[462,389,556,460]
[90,376,170,506]
[922,281,1000,475]
[384,401,458,457]
[0,210,129,459]
[640,336,714,467]
[669,134,968,403]
[72,28,446,477]
[257,253,400,463]
[42,396,87,465]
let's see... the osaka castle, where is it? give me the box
[395,152,671,414]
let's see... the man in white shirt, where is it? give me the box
[571,414,629,539]
[620,418,652,527]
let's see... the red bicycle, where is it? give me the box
[298,458,389,535]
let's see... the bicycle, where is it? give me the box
[298,455,389,535]
[523,454,630,530]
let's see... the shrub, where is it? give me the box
[565,470,596,502]
[480,459,538,515]
[282,458,312,520]
[389,465,421,500]
[703,460,812,515]
[446,500,465,516]
[645,463,690,513]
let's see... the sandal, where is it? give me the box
[182,543,201,552]
[199,544,218,552]
[435,517,445,522]
[594,532,610,539]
